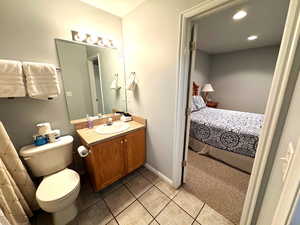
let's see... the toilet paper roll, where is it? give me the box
[36,122,52,136]
[77,145,89,158]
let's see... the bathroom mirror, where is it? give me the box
[55,39,127,120]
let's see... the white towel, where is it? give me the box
[110,74,121,90]
[0,59,26,98]
[23,62,60,100]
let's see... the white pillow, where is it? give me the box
[191,100,198,112]
[193,96,206,109]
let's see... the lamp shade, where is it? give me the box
[202,83,214,92]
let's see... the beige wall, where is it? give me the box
[0,0,123,149]
[210,46,279,114]
[123,0,203,179]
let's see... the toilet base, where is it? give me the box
[52,202,78,225]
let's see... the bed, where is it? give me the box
[189,103,264,174]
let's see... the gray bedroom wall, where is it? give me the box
[209,46,279,114]
[191,50,211,88]
[290,199,300,225]
[0,0,123,149]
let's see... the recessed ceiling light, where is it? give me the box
[233,10,247,20]
[247,35,258,41]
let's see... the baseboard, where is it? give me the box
[144,163,174,186]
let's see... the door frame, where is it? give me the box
[87,54,105,114]
[87,55,99,115]
[172,1,300,225]
[182,24,199,183]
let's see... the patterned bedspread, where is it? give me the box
[189,107,264,158]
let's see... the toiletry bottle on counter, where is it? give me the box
[86,114,94,129]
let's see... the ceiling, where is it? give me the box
[195,0,290,54]
[80,0,148,17]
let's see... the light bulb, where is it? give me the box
[97,38,104,46]
[103,39,110,46]
[233,10,247,20]
[75,32,87,41]
[87,35,98,44]
[247,35,258,41]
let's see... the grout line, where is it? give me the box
[137,166,162,185]
[101,169,156,224]
[123,184,156,223]
[123,174,154,194]
[101,181,125,198]
[191,202,206,225]
[100,168,202,225]
[152,181,181,200]
[101,193,120,225]
[128,169,175,223]
[152,198,173,221]
[101,184,137,225]
[152,184,170,198]
[171,198,199,221]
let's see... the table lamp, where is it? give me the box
[202,83,214,103]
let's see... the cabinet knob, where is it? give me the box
[125,139,127,143]
[121,140,124,144]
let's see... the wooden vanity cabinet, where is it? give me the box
[125,129,146,173]
[85,128,145,191]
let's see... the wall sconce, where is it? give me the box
[71,30,116,48]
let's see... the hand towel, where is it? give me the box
[0,59,26,98]
[23,62,60,100]
[110,74,120,90]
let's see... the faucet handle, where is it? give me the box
[107,117,113,126]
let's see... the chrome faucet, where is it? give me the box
[106,117,113,126]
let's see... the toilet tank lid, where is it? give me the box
[19,135,73,157]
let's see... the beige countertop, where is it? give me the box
[77,120,146,146]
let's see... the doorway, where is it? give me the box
[173,0,300,224]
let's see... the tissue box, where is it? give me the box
[121,115,132,122]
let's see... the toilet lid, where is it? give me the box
[36,168,80,203]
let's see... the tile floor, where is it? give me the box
[31,166,235,225]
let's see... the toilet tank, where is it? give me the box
[19,136,74,177]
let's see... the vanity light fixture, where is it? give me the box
[233,10,247,20]
[247,35,258,41]
[87,34,98,44]
[71,30,116,48]
[74,32,87,42]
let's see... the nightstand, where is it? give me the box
[206,101,218,108]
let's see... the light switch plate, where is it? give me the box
[281,142,295,182]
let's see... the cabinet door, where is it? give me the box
[90,136,126,191]
[125,129,146,173]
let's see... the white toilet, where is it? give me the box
[20,135,80,225]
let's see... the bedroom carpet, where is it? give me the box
[184,150,250,225]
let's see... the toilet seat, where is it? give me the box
[36,168,80,212]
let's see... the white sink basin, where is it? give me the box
[95,121,130,134]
